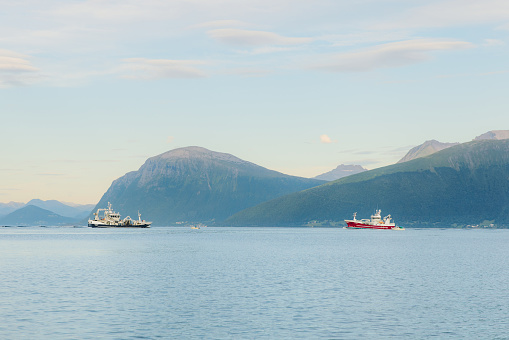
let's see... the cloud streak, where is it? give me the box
[120,58,207,79]
[208,29,312,46]
[0,1,502,86]
[191,20,250,29]
[310,39,473,72]
[0,50,41,87]
[378,0,509,30]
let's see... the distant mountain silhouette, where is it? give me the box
[0,202,25,217]
[0,200,94,220]
[92,146,325,225]
[0,205,77,226]
[314,164,367,181]
[26,199,94,218]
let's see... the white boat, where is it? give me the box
[88,202,151,228]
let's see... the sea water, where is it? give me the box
[0,226,508,339]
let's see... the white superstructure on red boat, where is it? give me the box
[344,209,397,229]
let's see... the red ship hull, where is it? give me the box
[345,221,395,229]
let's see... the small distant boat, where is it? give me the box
[191,226,200,229]
[345,210,401,230]
[88,202,151,228]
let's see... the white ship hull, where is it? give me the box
[88,202,152,228]
[88,221,151,228]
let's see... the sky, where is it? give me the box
[1,0,508,204]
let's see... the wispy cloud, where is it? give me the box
[191,20,250,29]
[0,49,41,87]
[223,67,272,77]
[374,0,509,30]
[321,31,411,47]
[248,46,301,55]
[52,159,121,164]
[479,70,509,76]
[320,134,337,144]
[0,188,21,192]
[0,1,505,86]
[90,160,122,163]
[120,58,207,80]
[483,39,505,46]
[51,0,160,22]
[309,39,473,72]
[208,29,312,46]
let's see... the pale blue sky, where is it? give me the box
[1,0,508,204]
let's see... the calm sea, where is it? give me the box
[0,226,508,339]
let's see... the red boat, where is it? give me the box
[345,209,400,229]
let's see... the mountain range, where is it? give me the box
[0,200,93,219]
[23,199,94,219]
[227,139,509,227]
[0,202,25,217]
[0,200,94,226]
[398,130,509,163]
[3,130,508,228]
[0,205,77,226]
[91,146,324,225]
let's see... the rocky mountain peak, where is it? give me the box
[398,140,459,163]
[474,130,509,140]
[155,146,251,165]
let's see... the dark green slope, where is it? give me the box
[227,140,509,227]
[93,146,324,225]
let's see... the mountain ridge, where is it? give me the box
[0,200,94,219]
[0,202,25,217]
[474,130,509,140]
[26,199,94,218]
[397,130,509,164]
[227,139,509,227]
[397,140,459,163]
[0,205,77,226]
[92,146,325,225]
